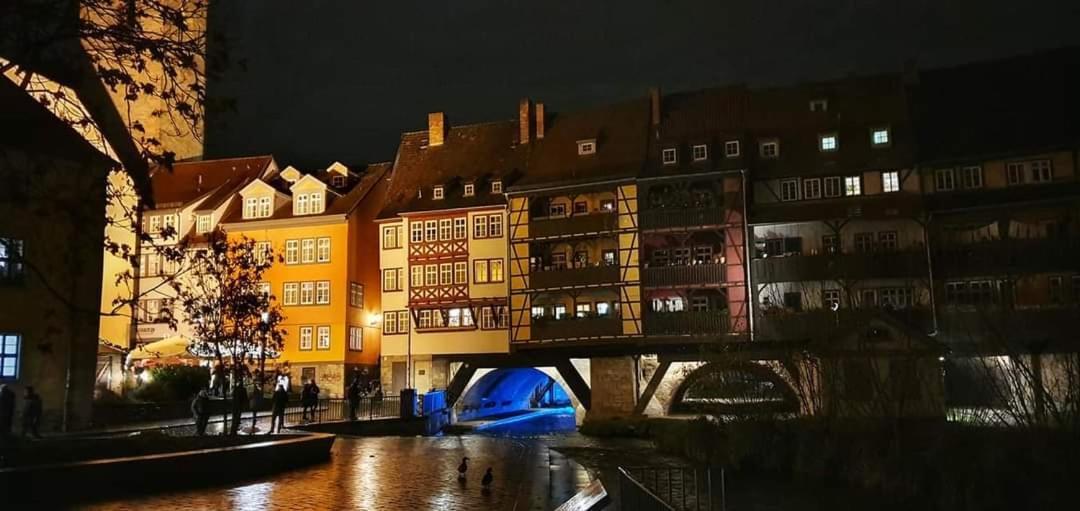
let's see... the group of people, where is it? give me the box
[0,384,42,440]
[346,376,383,420]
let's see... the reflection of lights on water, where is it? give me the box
[229,481,275,510]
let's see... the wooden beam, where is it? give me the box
[555,360,591,410]
[632,360,671,415]
[445,363,477,407]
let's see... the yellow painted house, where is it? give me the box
[221,162,390,396]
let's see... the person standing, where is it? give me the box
[22,386,42,439]
[0,384,15,440]
[268,384,288,434]
[308,378,320,421]
[249,382,264,432]
[300,380,313,422]
[230,380,248,435]
[191,389,210,436]
[347,377,362,421]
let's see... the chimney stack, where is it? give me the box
[535,102,546,140]
[648,87,662,126]
[428,112,446,147]
[519,98,534,144]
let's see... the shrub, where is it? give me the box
[133,365,210,402]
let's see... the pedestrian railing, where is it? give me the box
[205,395,413,434]
[619,466,725,511]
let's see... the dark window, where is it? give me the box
[782,237,803,256]
[573,201,588,215]
[822,235,840,254]
[783,292,802,311]
[854,233,875,253]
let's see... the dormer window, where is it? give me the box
[293,192,325,216]
[871,127,891,147]
[662,148,678,165]
[724,140,741,158]
[244,197,272,219]
[810,99,828,112]
[819,133,838,152]
[295,194,308,215]
[463,183,475,197]
[692,144,708,161]
[331,175,346,188]
[310,192,324,213]
[759,139,780,159]
[433,186,444,200]
[196,214,211,234]
[491,180,503,194]
[577,139,597,155]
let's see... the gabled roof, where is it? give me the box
[0,76,115,169]
[378,120,524,218]
[515,98,651,190]
[151,155,275,210]
[223,162,392,225]
[645,85,751,177]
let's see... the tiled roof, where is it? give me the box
[223,162,392,225]
[377,121,524,219]
[515,98,651,189]
[151,155,274,210]
[0,77,115,168]
[912,47,1080,164]
[645,85,751,177]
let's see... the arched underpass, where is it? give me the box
[669,362,800,417]
[456,367,580,434]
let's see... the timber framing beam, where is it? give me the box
[555,359,591,410]
[632,360,671,415]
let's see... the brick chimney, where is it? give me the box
[535,102,545,140]
[518,98,533,144]
[428,112,446,147]
[648,87,662,126]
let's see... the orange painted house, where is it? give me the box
[221,162,390,396]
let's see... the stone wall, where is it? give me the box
[587,356,638,419]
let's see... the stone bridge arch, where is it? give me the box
[637,359,802,417]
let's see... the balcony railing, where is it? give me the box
[751,250,928,283]
[642,263,726,287]
[529,264,620,289]
[529,212,617,238]
[644,310,731,336]
[640,208,729,230]
[933,238,1080,278]
[531,316,622,340]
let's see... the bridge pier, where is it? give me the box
[585,356,640,420]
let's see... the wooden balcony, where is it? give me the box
[932,238,1080,278]
[644,311,731,336]
[640,208,731,231]
[529,212,617,239]
[531,316,622,340]
[529,265,620,290]
[751,250,928,283]
[642,263,725,288]
[936,307,1080,348]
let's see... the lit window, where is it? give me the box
[600,199,615,211]
[596,302,611,316]
[759,140,779,158]
[384,226,402,249]
[474,259,489,284]
[454,261,467,284]
[823,177,842,198]
[440,263,452,285]
[317,237,330,262]
[0,239,24,284]
[255,241,271,265]
[530,306,545,319]
[1031,160,1052,183]
[819,134,838,152]
[692,144,708,161]
[425,265,438,286]
[464,183,475,197]
[491,180,503,194]
[418,310,432,329]
[196,214,211,234]
[575,303,591,318]
[410,266,424,287]
[882,171,900,193]
[780,179,800,201]
[383,268,402,291]
[243,198,258,219]
[299,327,313,350]
[871,127,890,146]
[662,148,677,165]
[803,178,821,200]
[316,326,331,350]
[935,168,955,192]
[348,326,363,351]
[490,259,504,282]
[433,186,444,200]
[724,140,740,158]
[439,219,452,241]
[577,139,597,155]
[309,192,324,214]
[809,99,828,112]
[488,214,503,237]
[480,307,496,329]
[960,166,983,189]
[554,304,567,319]
[257,197,272,218]
[295,194,309,215]
[844,176,862,196]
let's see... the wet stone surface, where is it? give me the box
[78,435,595,511]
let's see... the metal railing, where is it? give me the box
[530,212,618,238]
[205,395,409,433]
[531,316,623,340]
[619,466,725,511]
[644,311,731,336]
[529,264,621,289]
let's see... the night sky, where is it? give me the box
[204,0,1080,168]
